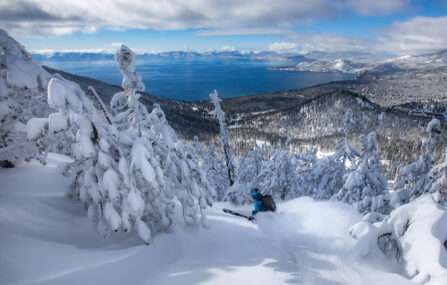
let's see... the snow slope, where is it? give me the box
[0,155,415,285]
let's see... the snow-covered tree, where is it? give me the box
[225,146,265,204]
[293,147,318,196]
[430,147,447,202]
[209,89,235,187]
[335,108,360,166]
[0,29,53,167]
[191,136,204,166]
[258,139,299,200]
[310,152,345,199]
[237,147,265,187]
[336,132,388,213]
[309,110,359,200]
[42,44,215,244]
[203,144,228,201]
[393,118,441,201]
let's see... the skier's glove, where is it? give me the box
[248,216,254,221]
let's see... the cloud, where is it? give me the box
[344,0,411,15]
[267,42,299,53]
[196,28,290,36]
[377,16,447,53]
[270,16,447,54]
[219,45,236,52]
[0,0,411,37]
[104,42,124,48]
[283,32,377,53]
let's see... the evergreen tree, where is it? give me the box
[293,147,318,196]
[311,109,359,200]
[310,152,345,199]
[209,90,235,187]
[0,29,52,167]
[336,132,388,213]
[42,44,215,244]
[429,147,447,201]
[393,118,441,201]
[203,145,228,201]
[258,139,299,200]
[225,146,266,205]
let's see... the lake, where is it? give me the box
[42,57,356,101]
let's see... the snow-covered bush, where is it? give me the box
[44,44,215,244]
[0,29,52,167]
[350,194,447,284]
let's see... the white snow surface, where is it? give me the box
[0,155,416,285]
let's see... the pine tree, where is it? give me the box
[429,147,447,201]
[258,139,299,200]
[335,108,360,166]
[203,144,228,201]
[310,152,345,199]
[294,147,318,197]
[311,109,359,200]
[209,90,235,187]
[393,118,441,201]
[237,146,265,187]
[336,132,388,213]
[42,44,215,244]
[225,146,266,205]
[0,29,52,167]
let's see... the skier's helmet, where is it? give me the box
[250,188,259,197]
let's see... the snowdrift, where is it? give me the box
[350,194,447,284]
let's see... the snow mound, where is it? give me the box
[350,194,447,284]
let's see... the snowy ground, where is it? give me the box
[0,155,415,285]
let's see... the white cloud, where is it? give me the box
[377,16,447,54]
[345,0,411,15]
[196,28,290,36]
[267,42,299,53]
[104,42,124,48]
[31,48,115,54]
[0,0,412,37]
[220,45,236,52]
[283,32,377,53]
[272,16,447,54]
[3,1,444,55]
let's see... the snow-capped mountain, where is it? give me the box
[279,50,447,74]
[32,50,284,61]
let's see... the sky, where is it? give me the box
[1,0,447,55]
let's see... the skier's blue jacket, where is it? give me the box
[250,192,265,219]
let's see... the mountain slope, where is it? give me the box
[0,155,415,285]
[231,90,447,177]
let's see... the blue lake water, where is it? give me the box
[42,58,355,101]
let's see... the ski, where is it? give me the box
[222,208,254,222]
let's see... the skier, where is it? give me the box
[222,189,276,221]
[248,188,276,220]
[249,188,265,221]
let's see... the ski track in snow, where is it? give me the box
[0,154,415,285]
